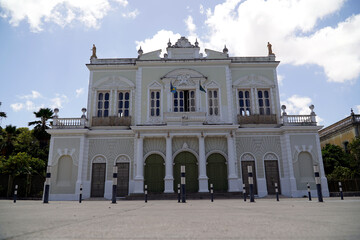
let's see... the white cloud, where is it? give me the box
[0,0,130,32]
[135,30,182,57]
[50,94,69,109]
[281,95,312,115]
[200,4,204,15]
[75,88,84,98]
[202,0,360,83]
[114,0,128,7]
[122,9,139,19]
[19,90,42,100]
[355,105,360,114]
[25,100,44,111]
[10,103,24,112]
[185,15,196,35]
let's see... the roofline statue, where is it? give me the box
[267,42,275,56]
[91,44,97,60]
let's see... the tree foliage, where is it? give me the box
[322,138,360,180]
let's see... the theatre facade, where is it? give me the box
[46,37,329,200]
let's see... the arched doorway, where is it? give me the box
[241,153,258,195]
[116,156,130,197]
[91,157,106,197]
[144,154,165,193]
[207,153,228,192]
[173,151,198,193]
[264,153,281,195]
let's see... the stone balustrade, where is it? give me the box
[52,118,87,129]
[282,114,316,126]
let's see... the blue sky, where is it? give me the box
[0,0,359,128]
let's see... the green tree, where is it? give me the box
[348,137,360,178]
[321,143,348,175]
[0,125,19,157]
[327,166,354,181]
[2,152,45,197]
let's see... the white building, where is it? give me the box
[47,37,329,200]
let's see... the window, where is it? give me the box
[258,90,271,115]
[97,92,109,117]
[238,90,251,116]
[150,90,161,117]
[208,90,219,116]
[173,90,195,112]
[118,91,130,117]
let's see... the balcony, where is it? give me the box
[281,104,317,126]
[52,117,87,129]
[92,116,131,127]
[237,114,277,124]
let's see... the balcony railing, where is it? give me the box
[282,114,316,126]
[92,116,131,127]
[52,118,87,129]
[237,114,277,124]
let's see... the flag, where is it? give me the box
[199,82,206,93]
[170,81,177,93]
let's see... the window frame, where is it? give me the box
[96,91,110,117]
[237,89,252,116]
[257,89,271,115]
[117,90,131,117]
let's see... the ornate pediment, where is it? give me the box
[205,80,219,88]
[169,37,197,48]
[241,153,255,161]
[233,74,274,88]
[148,81,163,88]
[94,76,135,89]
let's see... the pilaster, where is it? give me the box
[227,133,240,192]
[164,135,174,193]
[198,134,208,192]
[134,136,144,193]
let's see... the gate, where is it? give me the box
[241,161,258,195]
[207,153,228,192]
[264,160,281,194]
[116,162,129,197]
[144,154,165,193]
[91,163,106,197]
[173,152,198,193]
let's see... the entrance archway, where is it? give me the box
[241,153,258,195]
[264,153,281,195]
[144,154,165,193]
[173,151,198,193]
[207,153,228,192]
[91,162,106,197]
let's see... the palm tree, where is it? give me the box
[28,108,54,131]
[28,108,54,147]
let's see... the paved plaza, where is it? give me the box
[0,197,360,239]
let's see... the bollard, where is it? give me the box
[275,183,279,201]
[314,165,323,202]
[338,182,344,200]
[210,183,214,202]
[177,184,180,203]
[144,185,148,203]
[112,166,118,204]
[242,183,246,202]
[248,166,255,202]
[307,182,312,201]
[13,185,18,203]
[43,166,51,203]
[181,165,186,203]
[79,184,82,203]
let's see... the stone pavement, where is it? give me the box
[0,197,360,239]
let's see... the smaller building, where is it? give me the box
[319,110,360,151]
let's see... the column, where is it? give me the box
[134,136,144,193]
[225,66,234,123]
[164,135,174,193]
[254,88,258,114]
[227,133,240,192]
[76,135,85,196]
[284,133,297,197]
[315,133,329,197]
[198,134,208,192]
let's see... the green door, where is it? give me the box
[144,154,165,193]
[207,153,228,192]
[173,152,198,193]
